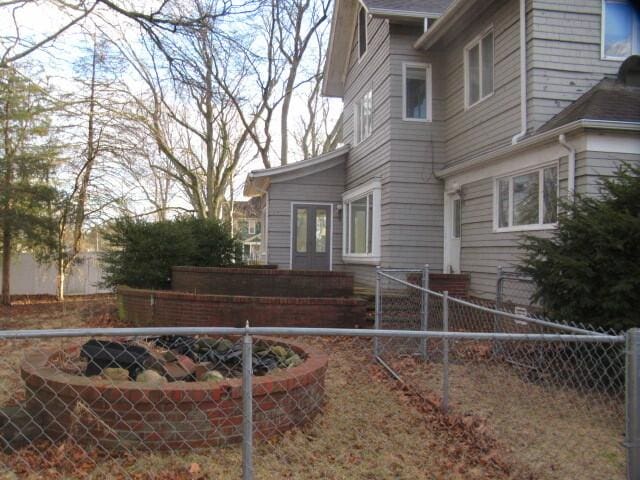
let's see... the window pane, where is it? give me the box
[363,90,372,138]
[481,32,494,97]
[315,209,327,253]
[359,7,367,57]
[296,209,308,252]
[604,1,633,58]
[405,66,427,119]
[498,179,509,228]
[453,199,461,239]
[367,193,373,253]
[350,197,368,254]
[543,166,558,224]
[513,172,539,226]
[468,44,480,105]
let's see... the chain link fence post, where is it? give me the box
[442,290,449,414]
[374,266,382,357]
[242,323,253,480]
[493,266,504,358]
[626,328,640,480]
[420,264,429,360]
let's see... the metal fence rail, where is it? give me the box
[0,278,638,479]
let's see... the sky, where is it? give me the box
[1,0,342,207]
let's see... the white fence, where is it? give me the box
[0,252,110,296]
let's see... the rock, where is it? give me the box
[215,339,233,353]
[195,338,219,351]
[270,346,288,361]
[194,362,215,381]
[163,351,178,362]
[285,354,303,368]
[136,370,167,384]
[102,368,129,382]
[201,371,224,383]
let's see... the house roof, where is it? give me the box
[363,0,451,16]
[537,76,640,134]
[323,0,453,97]
[414,0,486,50]
[243,145,350,197]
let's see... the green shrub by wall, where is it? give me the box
[101,216,242,290]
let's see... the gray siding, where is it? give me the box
[441,0,522,169]
[339,18,446,286]
[458,148,640,299]
[266,164,345,269]
[527,0,624,131]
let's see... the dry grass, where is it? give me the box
[390,351,625,480]
[0,301,626,479]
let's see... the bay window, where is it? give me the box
[495,165,558,231]
[343,179,381,262]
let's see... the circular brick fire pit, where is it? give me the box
[21,338,328,451]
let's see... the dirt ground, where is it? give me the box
[0,299,626,479]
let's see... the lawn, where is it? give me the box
[0,298,625,479]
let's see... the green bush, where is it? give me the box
[101,216,242,290]
[519,163,640,332]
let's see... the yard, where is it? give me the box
[0,298,626,479]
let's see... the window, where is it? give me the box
[354,88,373,143]
[602,0,640,59]
[343,179,381,262]
[403,63,432,121]
[495,165,558,231]
[464,29,494,108]
[248,219,257,235]
[358,5,367,59]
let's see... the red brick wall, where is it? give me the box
[22,339,328,450]
[171,267,354,298]
[407,273,470,298]
[118,287,368,329]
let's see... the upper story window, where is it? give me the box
[602,0,640,60]
[358,5,368,59]
[343,179,381,262]
[403,62,432,121]
[354,88,373,143]
[464,29,494,108]
[494,164,558,232]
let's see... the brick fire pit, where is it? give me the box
[21,338,328,451]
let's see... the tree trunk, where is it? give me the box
[1,228,10,306]
[56,259,65,302]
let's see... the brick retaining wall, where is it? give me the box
[118,287,367,329]
[407,273,471,298]
[171,266,354,298]
[21,339,328,450]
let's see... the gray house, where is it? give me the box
[244,0,640,297]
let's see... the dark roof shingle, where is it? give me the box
[537,77,640,133]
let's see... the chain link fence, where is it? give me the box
[0,283,638,479]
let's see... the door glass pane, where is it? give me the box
[315,209,327,253]
[467,44,480,105]
[604,1,633,58]
[405,66,427,119]
[543,166,558,224]
[453,199,461,238]
[498,179,509,228]
[296,208,308,253]
[350,197,368,254]
[481,32,494,97]
[513,172,539,226]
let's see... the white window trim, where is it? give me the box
[402,62,432,122]
[342,179,381,264]
[248,219,256,235]
[492,162,560,233]
[601,0,639,60]
[353,87,373,145]
[357,2,368,63]
[463,26,495,110]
